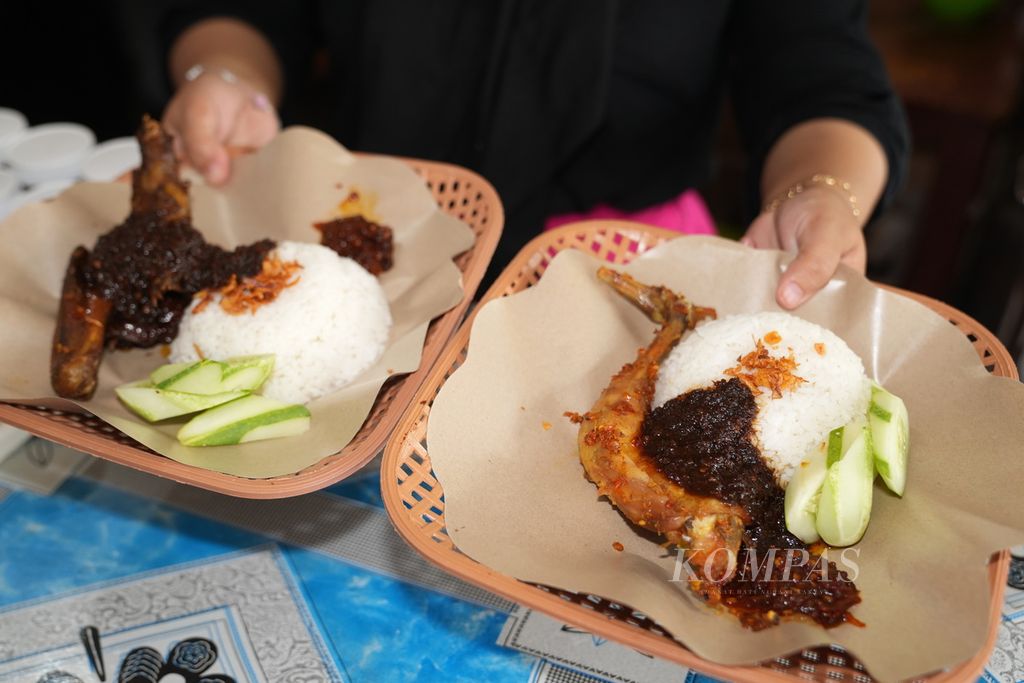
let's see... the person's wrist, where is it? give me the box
[182,64,275,113]
[169,18,283,100]
[183,63,241,85]
[776,186,863,244]
[763,174,862,221]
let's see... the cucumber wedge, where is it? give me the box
[816,422,874,547]
[155,359,227,393]
[152,355,275,394]
[826,426,844,468]
[150,362,192,386]
[220,355,275,392]
[825,414,867,468]
[177,395,311,447]
[869,383,909,496]
[115,383,250,422]
[784,445,828,543]
[237,417,312,443]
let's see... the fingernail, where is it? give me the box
[206,163,225,185]
[780,282,805,308]
[251,93,271,111]
[740,236,753,247]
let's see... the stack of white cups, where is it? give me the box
[0,107,141,221]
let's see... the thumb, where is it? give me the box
[181,104,230,185]
[776,226,841,309]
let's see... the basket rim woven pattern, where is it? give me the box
[0,155,504,498]
[380,220,1016,683]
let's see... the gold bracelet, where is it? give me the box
[762,174,862,218]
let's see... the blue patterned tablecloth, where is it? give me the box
[0,441,1019,683]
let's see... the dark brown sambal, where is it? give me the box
[315,215,394,275]
[639,377,861,629]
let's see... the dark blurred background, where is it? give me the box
[706,0,1024,377]
[3,0,1023,373]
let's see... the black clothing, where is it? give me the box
[163,1,908,273]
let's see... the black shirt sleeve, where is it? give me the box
[726,0,910,217]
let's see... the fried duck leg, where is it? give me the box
[50,116,276,399]
[50,247,112,399]
[576,268,746,582]
[131,114,190,225]
[51,115,185,400]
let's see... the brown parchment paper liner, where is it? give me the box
[0,126,474,478]
[428,236,1024,682]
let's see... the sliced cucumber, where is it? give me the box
[220,355,275,392]
[844,414,868,449]
[177,395,311,447]
[151,355,275,395]
[150,362,192,386]
[826,426,844,468]
[869,383,909,496]
[784,445,829,543]
[155,359,227,393]
[115,383,250,422]
[816,422,874,547]
[826,414,867,467]
[239,416,312,443]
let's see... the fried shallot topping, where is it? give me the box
[724,339,805,399]
[191,290,215,314]
[194,256,303,316]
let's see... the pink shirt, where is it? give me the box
[545,189,716,236]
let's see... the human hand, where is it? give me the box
[741,186,866,309]
[162,70,279,185]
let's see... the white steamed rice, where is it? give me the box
[653,312,870,485]
[170,240,391,404]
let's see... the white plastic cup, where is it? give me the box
[0,108,28,158]
[0,169,17,204]
[2,178,75,219]
[0,169,19,220]
[82,136,141,182]
[6,122,96,185]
